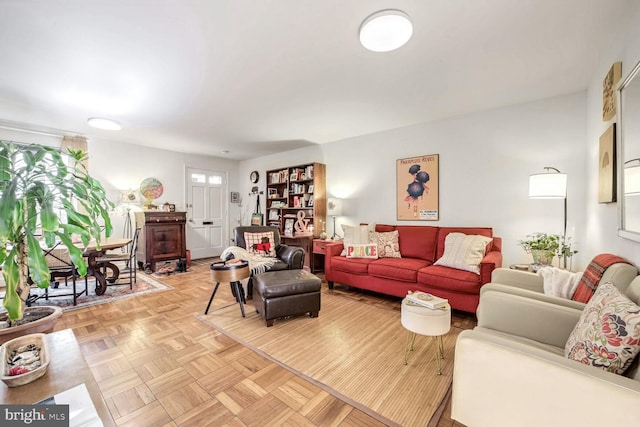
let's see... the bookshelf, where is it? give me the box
[266,162,326,238]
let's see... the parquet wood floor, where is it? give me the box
[53,260,473,426]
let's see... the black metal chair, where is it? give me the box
[27,241,87,306]
[96,228,140,289]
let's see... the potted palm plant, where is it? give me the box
[0,141,113,340]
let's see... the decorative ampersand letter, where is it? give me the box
[294,210,310,234]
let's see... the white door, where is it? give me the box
[186,167,227,259]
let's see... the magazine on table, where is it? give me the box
[406,291,448,309]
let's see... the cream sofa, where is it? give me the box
[452,264,640,427]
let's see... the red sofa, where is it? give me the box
[324,225,503,313]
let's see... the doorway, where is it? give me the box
[185,167,227,259]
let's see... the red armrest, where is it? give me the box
[480,250,503,284]
[324,242,344,274]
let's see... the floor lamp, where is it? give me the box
[327,198,343,240]
[529,166,568,266]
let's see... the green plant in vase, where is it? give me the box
[0,141,114,324]
[517,232,560,266]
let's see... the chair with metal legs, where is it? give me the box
[96,228,140,289]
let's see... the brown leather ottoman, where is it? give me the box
[253,270,321,327]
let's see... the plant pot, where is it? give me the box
[0,306,63,345]
[531,249,555,266]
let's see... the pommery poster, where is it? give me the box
[396,154,439,220]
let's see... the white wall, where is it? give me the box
[88,138,241,243]
[584,2,640,268]
[240,92,588,269]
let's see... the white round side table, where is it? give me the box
[401,297,451,374]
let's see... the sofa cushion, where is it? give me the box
[418,265,484,294]
[375,224,396,233]
[244,231,277,257]
[434,232,493,274]
[369,230,401,258]
[345,243,378,259]
[369,257,431,283]
[435,227,493,260]
[565,281,640,375]
[331,256,375,275]
[396,226,440,261]
[340,223,376,256]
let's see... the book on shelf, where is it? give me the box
[406,291,448,309]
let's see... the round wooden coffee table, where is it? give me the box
[207,260,250,316]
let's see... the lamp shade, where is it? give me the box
[625,164,640,195]
[327,198,343,216]
[529,172,567,199]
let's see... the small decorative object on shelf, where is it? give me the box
[140,177,164,209]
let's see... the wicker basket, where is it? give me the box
[0,333,50,387]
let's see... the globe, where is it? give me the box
[139,177,163,204]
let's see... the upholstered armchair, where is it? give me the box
[232,226,305,297]
[482,256,637,310]
[452,273,640,426]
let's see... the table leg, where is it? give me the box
[100,262,121,284]
[232,281,246,317]
[404,331,416,365]
[85,250,108,295]
[205,282,221,314]
[434,335,445,375]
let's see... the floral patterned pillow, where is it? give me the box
[369,230,401,258]
[565,281,640,375]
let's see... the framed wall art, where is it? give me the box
[598,123,616,203]
[230,191,240,203]
[396,154,439,220]
[603,61,622,121]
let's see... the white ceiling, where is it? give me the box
[0,0,632,160]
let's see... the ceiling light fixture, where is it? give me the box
[359,9,413,52]
[87,117,121,131]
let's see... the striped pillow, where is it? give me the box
[433,232,492,274]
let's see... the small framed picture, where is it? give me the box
[251,213,263,226]
[284,218,294,236]
[308,184,314,193]
[169,204,176,212]
[308,195,314,207]
[231,192,240,203]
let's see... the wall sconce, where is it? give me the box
[327,198,343,240]
[624,159,640,195]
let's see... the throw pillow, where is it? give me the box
[244,231,276,257]
[340,223,376,256]
[565,281,640,375]
[345,243,378,259]
[369,230,401,258]
[433,232,492,274]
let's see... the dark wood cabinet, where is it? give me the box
[134,211,186,271]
